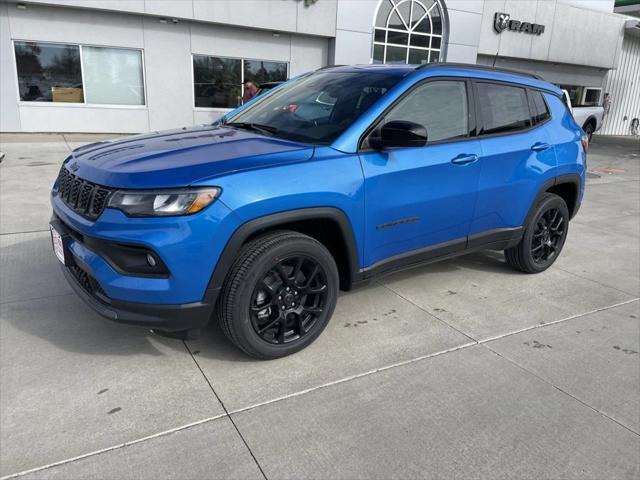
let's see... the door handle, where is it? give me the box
[451,154,479,165]
[531,142,551,152]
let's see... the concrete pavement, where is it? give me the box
[0,133,638,479]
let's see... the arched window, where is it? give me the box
[372,0,445,65]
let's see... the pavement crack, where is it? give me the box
[0,415,227,480]
[554,265,638,297]
[380,281,480,344]
[480,298,639,343]
[61,134,74,153]
[183,341,269,480]
[0,292,75,306]
[482,343,640,437]
[0,229,50,236]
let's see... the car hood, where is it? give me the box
[66,125,314,189]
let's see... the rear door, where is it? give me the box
[471,82,557,239]
[359,79,482,269]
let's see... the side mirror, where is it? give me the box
[372,120,427,149]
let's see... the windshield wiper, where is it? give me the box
[227,122,278,136]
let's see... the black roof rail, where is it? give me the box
[316,64,346,70]
[415,62,544,81]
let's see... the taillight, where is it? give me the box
[581,132,589,153]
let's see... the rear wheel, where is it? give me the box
[217,231,339,359]
[583,122,595,142]
[505,193,569,274]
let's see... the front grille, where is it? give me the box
[69,264,109,302]
[56,166,113,219]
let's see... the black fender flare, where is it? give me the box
[524,174,582,227]
[205,207,361,296]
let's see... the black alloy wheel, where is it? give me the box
[250,255,329,344]
[530,207,565,265]
[217,230,339,359]
[504,193,570,274]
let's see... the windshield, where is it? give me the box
[226,71,402,144]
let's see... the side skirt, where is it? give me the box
[353,226,523,286]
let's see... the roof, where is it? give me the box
[319,63,562,96]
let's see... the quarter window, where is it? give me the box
[193,55,288,109]
[383,80,468,143]
[528,90,551,125]
[477,83,531,135]
[372,0,445,65]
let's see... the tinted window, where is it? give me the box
[528,90,550,125]
[14,41,83,102]
[193,55,241,108]
[384,80,468,143]
[243,60,287,86]
[477,83,531,135]
[227,72,400,144]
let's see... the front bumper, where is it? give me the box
[53,216,221,332]
[61,258,218,332]
[50,187,241,332]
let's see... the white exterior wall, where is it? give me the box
[477,0,625,69]
[601,32,640,136]
[332,0,484,65]
[21,0,338,37]
[0,2,329,133]
[1,0,635,134]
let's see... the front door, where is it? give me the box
[359,79,482,269]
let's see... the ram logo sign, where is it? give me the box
[494,12,545,35]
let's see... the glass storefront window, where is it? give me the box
[243,60,288,86]
[82,46,145,105]
[14,41,145,105]
[193,55,242,108]
[193,55,288,108]
[14,41,83,103]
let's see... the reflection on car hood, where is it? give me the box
[66,124,314,189]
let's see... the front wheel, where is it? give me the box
[217,231,339,359]
[505,193,569,274]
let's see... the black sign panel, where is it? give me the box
[494,12,545,35]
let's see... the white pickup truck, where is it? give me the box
[562,89,605,141]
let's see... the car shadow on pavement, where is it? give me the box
[2,234,514,361]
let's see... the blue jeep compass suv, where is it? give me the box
[50,63,586,358]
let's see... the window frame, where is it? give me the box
[11,39,148,109]
[358,76,477,152]
[472,80,553,140]
[370,0,446,65]
[526,88,552,127]
[581,87,602,106]
[191,53,289,112]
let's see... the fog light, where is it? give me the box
[146,253,157,267]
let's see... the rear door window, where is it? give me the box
[477,83,531,135]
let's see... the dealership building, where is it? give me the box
[1,0,638,135]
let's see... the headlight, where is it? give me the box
[107,187,221,217]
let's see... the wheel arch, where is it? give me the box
[582,116,597,131]
[525,174,582,226]
[207,207,361,295]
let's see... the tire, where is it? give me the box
[583,122,594,142]
[217,230,339,359]
[505,193,570,274]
